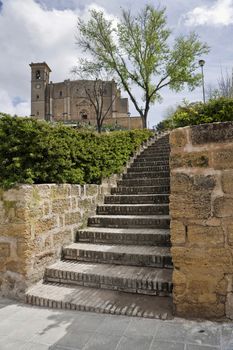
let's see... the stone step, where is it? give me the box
[138,152,170,158]
[148,144,170,149]
[132,160,169,167]
[105,194,169,204]
[142,147,170,155]
[63,243,173,268]
[136,155,170,162]
[26,281,173,319]
[127,165,170,173]
[111,185,170,195]
[88,215,170,229]
[97,204,169,215]
[123,171,170,179]
[76,227,171,246]
[118,178,170,187]
[146,145,170,149]
[44,261,173,295]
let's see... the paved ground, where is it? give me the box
[1,297,233,350]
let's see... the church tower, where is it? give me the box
[30,62,51,120]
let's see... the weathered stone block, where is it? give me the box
[171,173,216,193]
[188,225,224,247]
[172,269,186,295]
[0,242,10,257]
[226,293,233,319]
[64,211,81,226]
[170,192,212,219]
[85,185,99,197]
[223,221,233,245]
[172,246,231,269]
[213,148,233,169]
[0,223,29,238]
[51,185,70,199]
[191,121,233,145]
[170,151,209,168]
[70,185,81,197]
[170,220,186,245]
[213,196,233,218]
[78,198,93,211]
[34,216,57,235]
[53,229,72,247]
[170,129,188,148]
[222,170,233,194]
[174,295,225,318]
[52,198,71,214]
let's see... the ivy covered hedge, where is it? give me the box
[156,97,233,131]
[0,116,153,188]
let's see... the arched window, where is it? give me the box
[36,70,41,80]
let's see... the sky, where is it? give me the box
[0,0,233,127]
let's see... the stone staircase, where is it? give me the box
[26,134,173,319]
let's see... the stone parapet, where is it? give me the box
[0,179,118,299]
[170,121,233,319]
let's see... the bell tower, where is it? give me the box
[30,62,51,119]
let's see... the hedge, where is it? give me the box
[156,97,233,131]
[0,116,153,188]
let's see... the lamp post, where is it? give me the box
[199,59,206,104]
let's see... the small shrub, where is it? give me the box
[0,116,153,188]
[156,97,233,130]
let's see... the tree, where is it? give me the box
[207,68,233,100]
[72,63,117,133]
[77,4,209,128]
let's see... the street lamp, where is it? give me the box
[199,59,206,104]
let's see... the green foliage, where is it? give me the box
[156,97,233,130]
[77,5,209,127]
[0,116,152,189]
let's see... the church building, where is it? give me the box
[30,62,142,129]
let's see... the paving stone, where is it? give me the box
[124,317,159,336]
[155,321,188,342]
[186,345,219,350]
[82,332,120,350]
[49,330,93,349]
[96,315,130,335]
[116,334,153,350]
[185,322,221,346]
[150,340,185,350]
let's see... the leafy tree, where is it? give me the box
[77,4,209,128]
[207,68,233,100]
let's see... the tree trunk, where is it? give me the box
[142,114,147,129]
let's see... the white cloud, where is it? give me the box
[0,89,30,116]
[0,0,116,116]
[184,0,233,26]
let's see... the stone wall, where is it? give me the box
[170,121,233,319]
[0,180,118,300]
